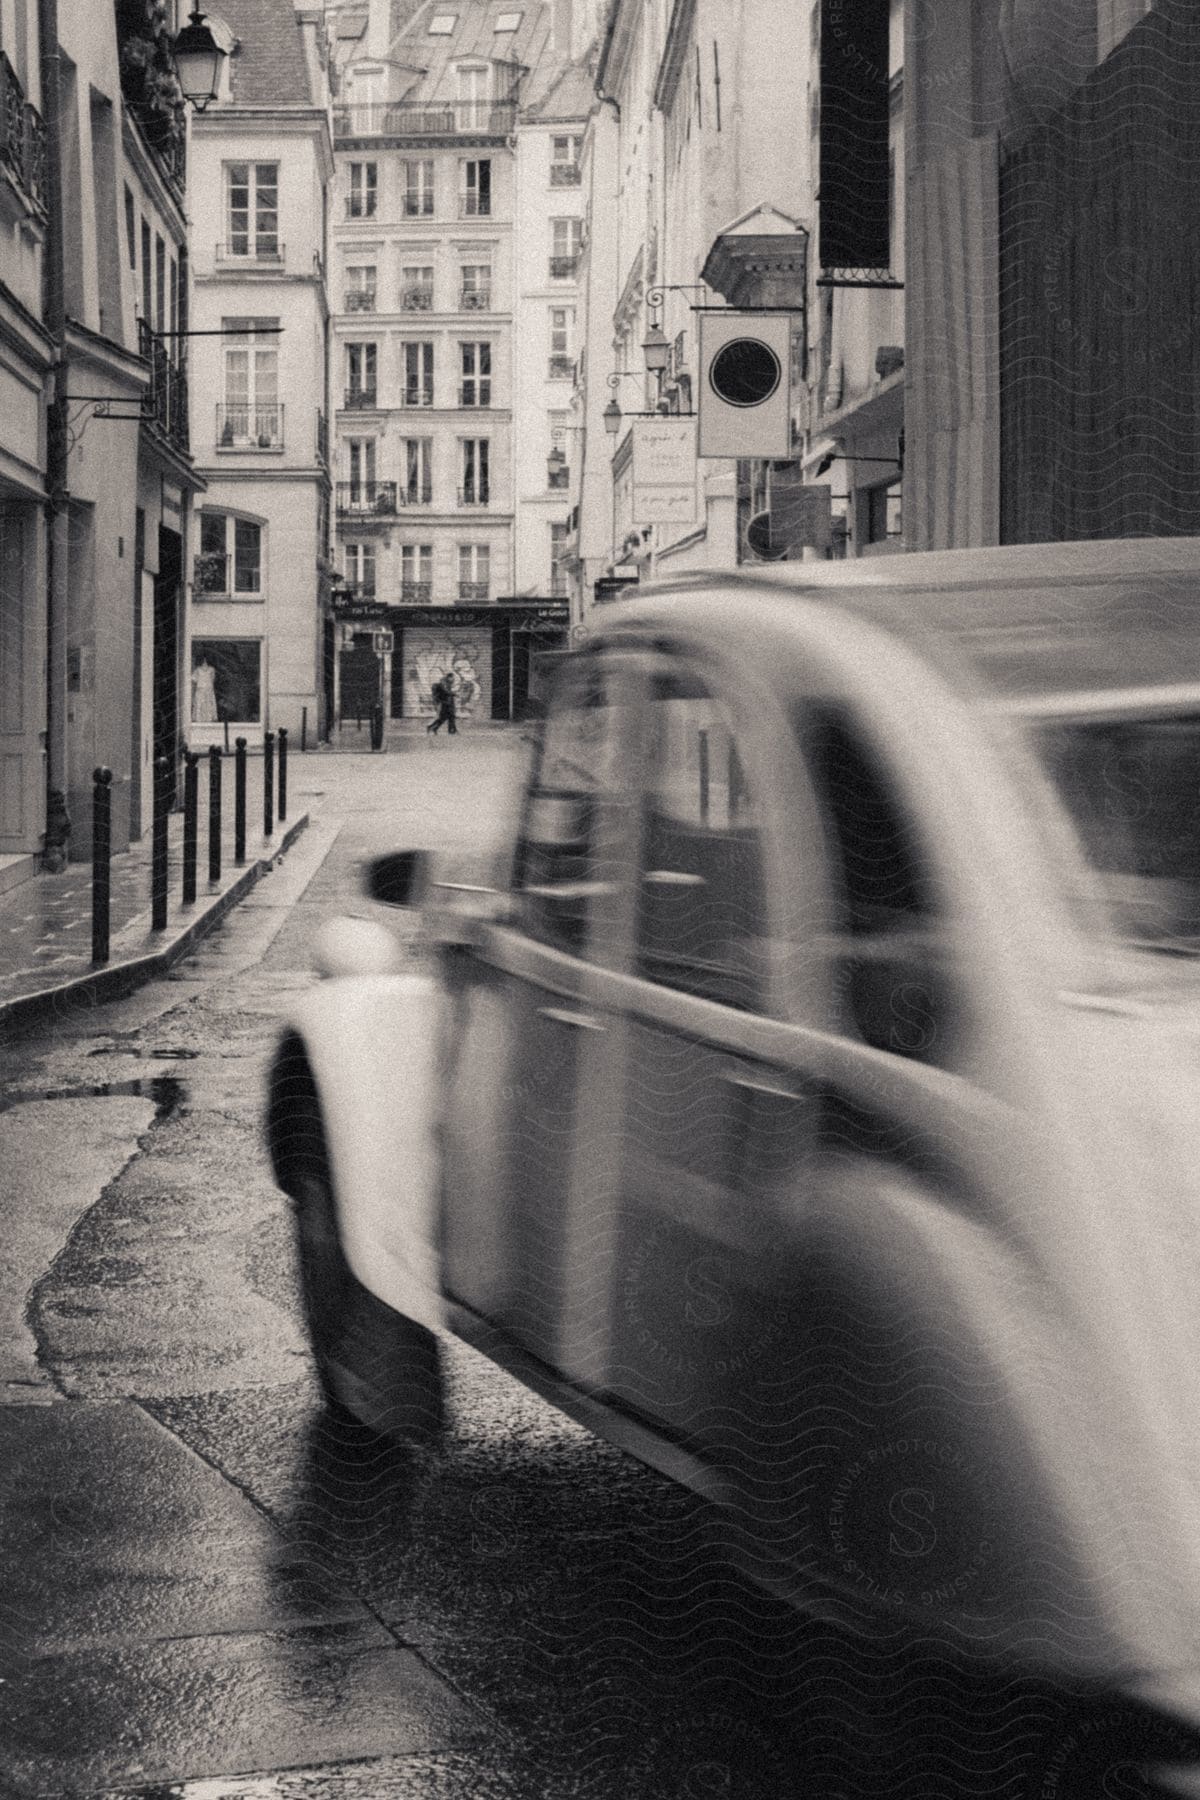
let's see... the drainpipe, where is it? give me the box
[40,0,70,862]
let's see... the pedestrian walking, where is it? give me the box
[426,670,458,736]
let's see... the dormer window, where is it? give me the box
[495,10,522,29]
[429,12,457,32]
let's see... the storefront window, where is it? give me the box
[191,639,262,724]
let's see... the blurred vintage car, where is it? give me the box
[267,538,1200,1718]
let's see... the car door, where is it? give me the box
[596,657,832,1468]
[437,647,640,1374]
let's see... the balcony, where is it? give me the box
[217,405,283,450]
[0,53,46,215]
[400,580,433,604]
[138,321,190,456]
[549,254,579,279]
[344,388,378,410]
[402,386,434,408]
[336,481,397,516]
[548,354,573,381]
[345,290,376,313]
[342,582,377,602]
[458,581,490,602]
[193,553,228,596]
[216,240,284,267]
[400,285,434,311]
[549,163,581,187]
[461,288,491,311]
[457,487,490,507]
[460,195,492,218]
[334,99,518,140]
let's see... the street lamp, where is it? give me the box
[172,9,226,111]
[641,318,670,376]
[602,397,622,436]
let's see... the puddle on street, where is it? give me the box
[0,1075,187,1120]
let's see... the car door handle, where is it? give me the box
[537,1006,607,1032]
[642,869,706,888]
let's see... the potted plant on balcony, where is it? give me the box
[115,0,185,165]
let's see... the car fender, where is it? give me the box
[279,971,447,1331]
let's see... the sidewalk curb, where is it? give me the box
[0,814,310,1041]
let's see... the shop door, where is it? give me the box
[338,637,380,723]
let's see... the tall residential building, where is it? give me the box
[326,0,585,730]
[186,0,333,749]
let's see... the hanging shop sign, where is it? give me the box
[631,418,698,525]
[698,310,793,459]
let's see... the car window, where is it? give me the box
[635,670,768,1011]
[804,709,959,1067]
[513,655,624,957]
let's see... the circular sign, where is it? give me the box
[708,336,782,408]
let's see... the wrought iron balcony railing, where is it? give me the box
[460,194,492,218]
[400,285,434,311]
[549,254,580,279]
[217,240,284,265]
[334,99,518,140]
[0,53,46,213]
[549,163,582,187]
[548,354,574,380]
[400,580,433,604]
[217,404,283,449]
[345,388,378,410]
[336,481,397,515]
[458,581,490,602]
[457,486,490,507]
[138,320,190,455]
[461,288,492,311]
[345,290,376,312]
[342,581,377,602]
[402,386,434,408]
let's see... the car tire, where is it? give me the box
[271,1047,445,1445]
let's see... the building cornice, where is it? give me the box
[64,318,149,392]
[0,278,54,366]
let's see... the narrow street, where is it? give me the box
[0,740,804,1800]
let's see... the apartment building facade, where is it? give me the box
[186,0,333,748]
[327,0,582,727]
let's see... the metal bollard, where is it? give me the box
[263,730,275,840]
[151,755,170,930]
[234,737,247,865]
[90,767,113,965]
[301,705,308,753]
[182,750,199,906]
[277,727,288,823]
[697,728,710,826]
[208,745,222,887]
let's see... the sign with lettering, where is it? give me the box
[632,419,698,526]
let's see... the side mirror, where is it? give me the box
[365,849,431,908]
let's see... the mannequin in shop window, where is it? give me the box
[191,656,219,724]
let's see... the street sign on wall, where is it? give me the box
[698,311,793,458]
[631,418,698,525]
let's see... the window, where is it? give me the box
[636,671,766,1010]
[550,217,582,277]
[548,306,573,378]
[124,186,136,268]
[344,541,376,595]
[403,341,434,406]
[515,657,624,957]
[458,542,489,598]
[804,709,953,1064]
[190,640,262,725]
[140,217,151,321]
[402,437,433,504]
[400,543,433,601]
[346,342,377,405]
[550,134,582,185]
[169,256,178,343]
[345,264,377,311]
[460,262,491,310]
[865,480,902,545]
[196,511,262,598]
[549,521,569,592]
[220,318,280,446]
[456,64,490,123]
[403,159,434,216]
[401,264,434,309]
[495,10,522,30]
[459,341,491,407]
[226,162,279,259]
[348,162,377,217]
[462,159,491,217]
[428,11,457,31]
[346,436,377,500]
[459,439,490,505]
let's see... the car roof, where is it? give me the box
[616,538,1200,710]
